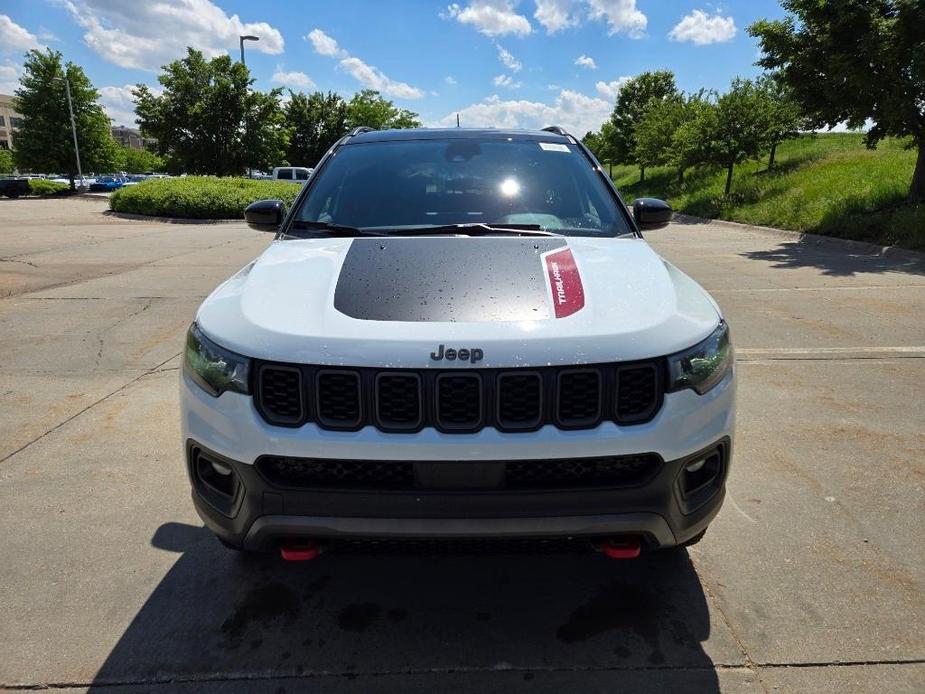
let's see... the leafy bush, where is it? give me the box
[28,178,69,195]
[110,176,302,219]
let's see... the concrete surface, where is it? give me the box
[0,197,922,693]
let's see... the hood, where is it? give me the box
[197,236,720,368]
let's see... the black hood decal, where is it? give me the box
[334,237,568,322]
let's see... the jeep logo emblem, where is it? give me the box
[430,344,484,364]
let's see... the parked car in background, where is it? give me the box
[89,176,126,192]
[0,177,30,198]
[271,166,312,182]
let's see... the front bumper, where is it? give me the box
[181,369,735,551]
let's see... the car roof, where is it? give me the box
[346,127,572,144]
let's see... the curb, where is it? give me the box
[103,210,242,225]
[672,213,925,261]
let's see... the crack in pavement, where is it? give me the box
[1,659,922,690]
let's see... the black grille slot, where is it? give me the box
[258,456,413,489]
[616,364,659,422]
[435,373,483,431]
[257,365,304,425]
[497,371,543,430]
[376,373,422,430]
[316,370,362,429]
[505,454,659,489]
[556,369,602,427]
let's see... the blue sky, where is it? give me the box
[1,1,786,135]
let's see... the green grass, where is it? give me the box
[610,133,924,251]
[110,176,302,219]
[27,179,69,196]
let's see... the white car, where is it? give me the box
[271,166,312,183]
[181,127,735,560]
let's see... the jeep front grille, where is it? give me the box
[255,360,663,432]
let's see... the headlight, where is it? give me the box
[667,321,732,395]
[183,323,251,397]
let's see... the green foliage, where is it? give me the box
[633,94,685,173]
[134,49,287,176]
[12,49,118,187]
[612,134,924,251]
[607,70,678,175]
[0,148,13,174]
[749,0,925,200]
[345,90,421,130]
[28,178,69,195]
[109,176,302,219]
[114,145,165,173]
[284,91,348,167]
[755,74,804,169]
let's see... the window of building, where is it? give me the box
[0,116,6,126]
[10,117,23,128]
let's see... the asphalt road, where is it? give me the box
[1,198,923,693]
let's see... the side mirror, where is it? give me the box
[244,199,286,231]
[632,198,672,230]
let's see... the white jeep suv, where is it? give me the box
[180,126,735,560]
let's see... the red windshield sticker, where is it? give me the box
[542,247,585,318]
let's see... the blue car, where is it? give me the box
[89,176,126,192]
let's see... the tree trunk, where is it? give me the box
[910,139,925,203]
[677,167,684,185]
[724,163,734,195]
[640,165,645,182]
[768,142,777,170]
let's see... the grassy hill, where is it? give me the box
[610,133,923,251]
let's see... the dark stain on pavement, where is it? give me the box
[387,607,408,623]
[221,583,301,643]
[338,602,381,631]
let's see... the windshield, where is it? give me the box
[290,138,633,238]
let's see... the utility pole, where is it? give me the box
[56,75,84,190]
[239,35,259,66]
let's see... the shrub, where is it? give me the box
[109,176,303,219]
[28,178,69,196]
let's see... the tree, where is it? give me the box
[607,70,678,181]
[134,49,287,176]
[284,91,348,166]
[114,145,165,173]
[633,94,685,179]
[700,78,770,195]
[668,92,714,184]
[13,49,118,188]
[0,147,13,175]
[581,122,617,175]
[755,73,804,169]
[749,0,925,201]
[345,90,421,130]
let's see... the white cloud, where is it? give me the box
[271,68,315,89]
[340,56,424,99]
[439,89,612,136]
[586,0,646,37]
[492,74,522,89]
[595,75,631,100]
[0,62,22,94]
[445,1,532,37]
[306,28,343,57]
[445,75,458,85]
[98,84,140,126]
[496,44,522,72]
[668,10,736,45]
[533,0,579,34]
[575,55,597,70]
[309,28,424,99]
[58,0,283,71]
[0,14,44,54]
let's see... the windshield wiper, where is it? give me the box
[388,223,562,237]
[289,220,387,237]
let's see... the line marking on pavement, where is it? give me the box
[726,491,757,524]
[736,346,925,361]
[710,285,925,292]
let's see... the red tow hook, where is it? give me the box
[280,539,320,561]
[601,536,642,559]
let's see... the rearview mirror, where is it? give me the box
[244,199,286,231]
[632,198,672,231]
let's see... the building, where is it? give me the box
[111,125,154,150]
[0,93,23,150]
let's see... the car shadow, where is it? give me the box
[86,522,722,692]
[740,237,925,278]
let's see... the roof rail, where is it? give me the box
[347,126,376,137]
[541,125,569,136]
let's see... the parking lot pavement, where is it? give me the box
[1,197,923,692]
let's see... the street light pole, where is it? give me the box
[239,35,259,66]
[56,75,84,190]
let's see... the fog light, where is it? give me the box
[685,458,706,473]
[211,460,232,476]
